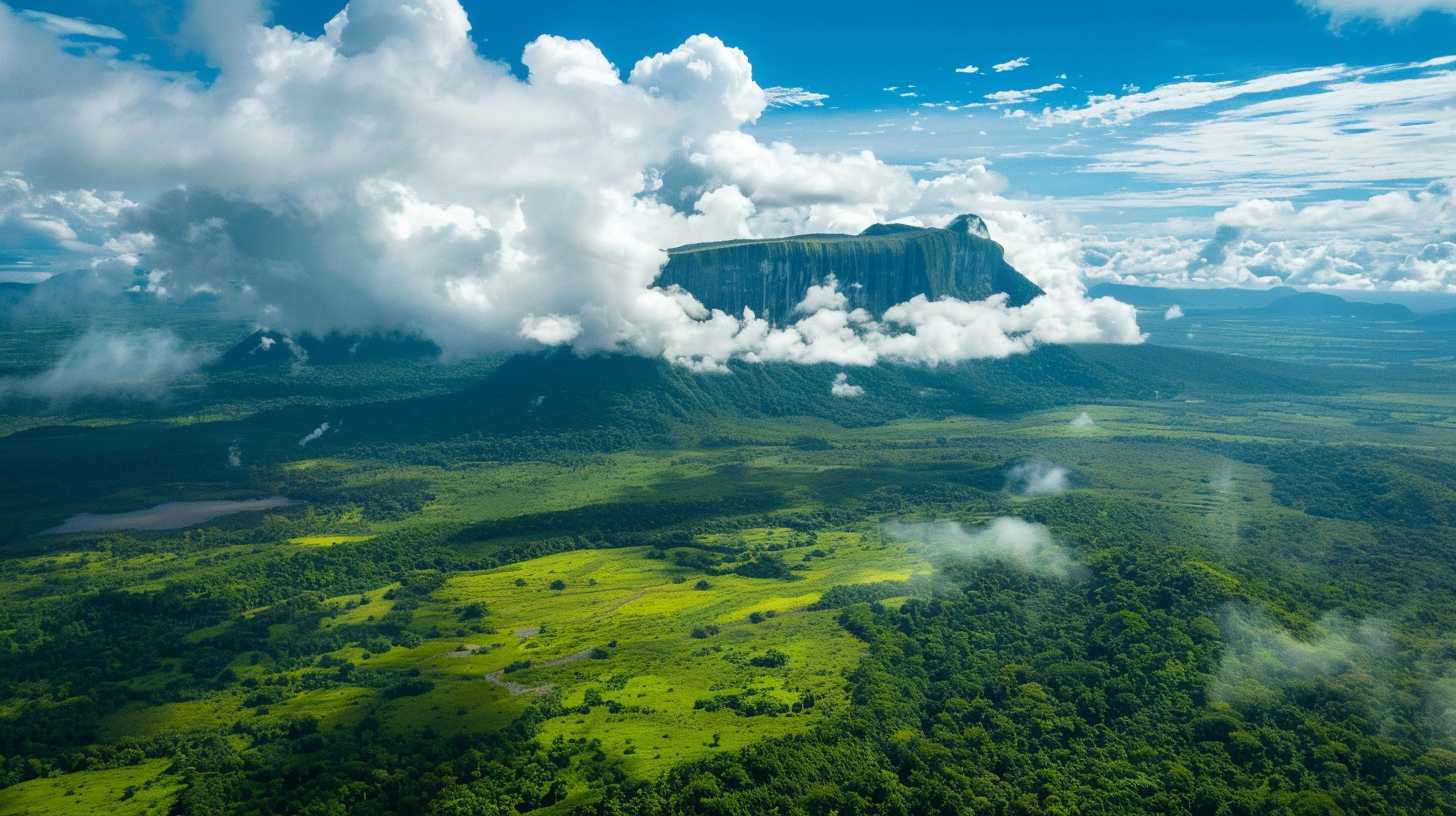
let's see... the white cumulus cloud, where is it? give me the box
[983,83,1063,105]
[1006,459,1072,495]
[883,517,1077,578]
[1074,179,1456,292]
[830,371,864,398]
[0,1,1140,373]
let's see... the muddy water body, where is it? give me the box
[44,497,297,534]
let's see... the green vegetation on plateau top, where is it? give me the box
[658,213,1043,325]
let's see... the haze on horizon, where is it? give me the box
[0,0,1453,376]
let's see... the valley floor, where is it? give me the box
[4,368,1456,813]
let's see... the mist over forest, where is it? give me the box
[3,1,1456,814]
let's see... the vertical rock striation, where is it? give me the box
[657,214,1044,325]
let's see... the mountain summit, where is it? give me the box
[657,214,1043,326]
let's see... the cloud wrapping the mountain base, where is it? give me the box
[611,278,1141,372]
[883,518,1077,578]
[0,330,204,403]
[0,2,1139,372]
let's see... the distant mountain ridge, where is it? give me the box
[1414,309,1456,329]
[1088,283,1300,310]
[1089,283,1415,320]
[0,282,32,308]
[658,214,1043,326]
[1256,291,1413,320]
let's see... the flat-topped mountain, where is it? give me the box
[657,213,1043,325]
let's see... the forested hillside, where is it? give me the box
[3,336,1456,815]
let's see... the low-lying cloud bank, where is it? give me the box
[1212,606,1393,704]
[0,329,203,402]
[0,0,1140,372]
[1428,674,1456,743]
[1211,605,1456,745]
[883,517,1078,578]
[1081,180,1456,291]
[1005,459,1072,496]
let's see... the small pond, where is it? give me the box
[44,497,298,534]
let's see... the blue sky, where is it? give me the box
[30,1,1456,99]
[2,0,1454,313]
[22,0,1456,223]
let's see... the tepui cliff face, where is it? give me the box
[656,213,1044,326]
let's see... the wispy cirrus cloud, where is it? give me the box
[1038,65,1349,126]
[764,86,829,108]
[1060,58,1456,189]
[1300,0,1456,25]
[19,9,124,40]
[983,82,1064,105]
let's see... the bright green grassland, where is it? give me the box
[0,760,179,816]
[4,346,1456,813]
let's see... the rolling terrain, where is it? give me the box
[4,275,1456,814]
[3,320,1456,812]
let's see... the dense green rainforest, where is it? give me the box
[3,323,1456,815]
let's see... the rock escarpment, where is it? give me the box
[657,214,1044,326]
